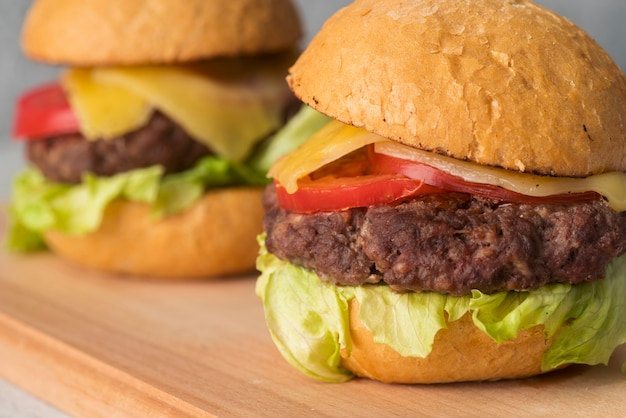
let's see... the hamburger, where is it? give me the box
[8,0,313,278]
[255,0,626,383]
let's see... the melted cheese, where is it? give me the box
[271,120,626,212]
[63,69,151,140]
[269,121,386,193]
[62,61,290,161]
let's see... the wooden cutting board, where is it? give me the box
[0,207,625,417]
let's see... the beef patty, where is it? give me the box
[28,92,302,184]
[26,111,211,183]
[263,184,626,295]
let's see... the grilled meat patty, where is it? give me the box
[263,184,626,296]
[27,93,302,185]
[26,111,211,183]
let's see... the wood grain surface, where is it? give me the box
[0,207,625,417]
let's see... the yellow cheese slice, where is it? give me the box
[62,69,151,140]
[269,121,386,193]
[271,120,626,212]
[377,141,626,212]
[63,59,290,161]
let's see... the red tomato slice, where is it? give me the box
[275,145,600,213]
[13,82,80,140]
[275,175,443,213]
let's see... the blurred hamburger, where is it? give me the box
[8,0,309,278]
[256,0,626,383]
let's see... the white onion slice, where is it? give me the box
[375,141,626,212]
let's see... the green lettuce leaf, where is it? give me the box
[7,156,267,252]
[256,236,626,382]
[256,234,353,382]
[153,155,267,216]
[248,105,332,173]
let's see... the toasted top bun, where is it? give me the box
[287,0,626,177]
[22,0,302,66]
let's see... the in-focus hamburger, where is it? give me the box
[256,0,626,383]
[8,0,313,278]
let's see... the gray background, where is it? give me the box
[0,0,625,415]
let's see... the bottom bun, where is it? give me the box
[340,299,557,384]
[44,187,264,279]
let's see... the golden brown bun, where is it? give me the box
[340,299,556,384]
[288,0,626,177]
[22,0,302,65]
[43,188,264,279]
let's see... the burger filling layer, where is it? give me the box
[263,184,626,296]
[264,119,626,296]
[7,105,327,252]
[26,111,211,183]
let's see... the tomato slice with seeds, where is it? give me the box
[13,82,80,140]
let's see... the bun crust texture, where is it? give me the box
[22,0,302,65]
[287,0,626,177]
[340,300,552,384]
[43,188,265,279]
